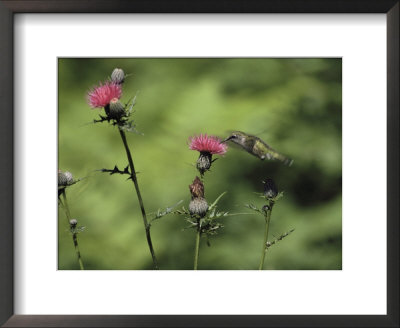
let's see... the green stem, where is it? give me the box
[118,127,159,269]
[194,219,201,270]
[259,201,274,270]
[61,191,71,224]
[72,233,85,270]
[61,191,85,270]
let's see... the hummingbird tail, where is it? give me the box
[272,151,293,166]
[282,157,294,166]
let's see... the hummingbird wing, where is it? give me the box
[256,137,293,166]
[231,132,267,159]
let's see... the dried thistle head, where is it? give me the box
[58,170,74,187]
[111,68,125,84]
[189,197,208,218]
[69,219,78,228]
[189,176,205,199]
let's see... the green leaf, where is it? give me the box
[150,200,184,223]
[126,94,137,113]
[244,203,263,214]
[209,191,227,211]
[266,228,295,249]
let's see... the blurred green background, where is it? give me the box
[58,58,342,270]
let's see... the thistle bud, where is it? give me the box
[196,152,212,175]
[189,197,209,218]
[263,178,278,199]
[111,68,125,84]
[69,219,78,228]
[108,98,125,119]
[58,170,74,187]
[262,204,270,213]
[189,176,205,199]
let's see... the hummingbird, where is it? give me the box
[222,131,293,166]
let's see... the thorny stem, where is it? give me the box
[61,191,85,270]
[118,127,159,269]
[194,219,201,270]
[259,201,274,270]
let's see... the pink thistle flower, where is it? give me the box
[87,81,122,108]
[189,134,227,155]
[189,134,227,175]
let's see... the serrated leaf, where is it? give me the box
[266,228,295,249]
[150,200,184,223]
[245,203,263,214]
[100,165,131,176]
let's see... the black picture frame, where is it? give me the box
[0,1,398,327]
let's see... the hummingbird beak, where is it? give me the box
[221,136,233,143]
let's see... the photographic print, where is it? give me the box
[58,58,342,270]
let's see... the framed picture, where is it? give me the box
[1,1,398,327]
